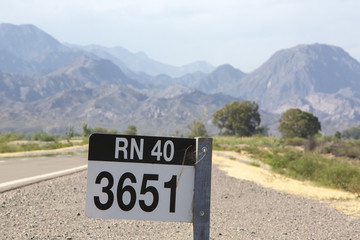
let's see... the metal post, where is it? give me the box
[193,138,212,240]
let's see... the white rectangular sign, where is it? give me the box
[86,161,194,222]
[85,134,196,222]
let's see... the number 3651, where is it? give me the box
[94,171,177,213]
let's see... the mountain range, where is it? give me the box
[1,23,360,136]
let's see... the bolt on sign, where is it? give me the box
[85,134,212,239]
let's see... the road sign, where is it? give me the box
[86,134,197,222]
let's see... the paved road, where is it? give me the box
[0,148,87,192]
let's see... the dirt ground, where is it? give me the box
[213,151,360,218]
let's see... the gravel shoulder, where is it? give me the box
[1,151,360,239]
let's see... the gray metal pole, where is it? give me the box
[193,138,212,240]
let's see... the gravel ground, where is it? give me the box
[1,165,360,240]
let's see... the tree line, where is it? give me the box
[2,99,356,140]
[81,123,137,137]
[206,100,321,139]
[80,102,323,139]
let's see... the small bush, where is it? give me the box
[316,139,360,159]
[324,162,360,191]
[32,132,56,142]
[0,132,22,142]
[0,143,17,153]
[249,161,260,167]
[284,137,307,146]
[242,145,267,159]
[0,131,79,153]
[265,149,301,170]
[287,153,323,180]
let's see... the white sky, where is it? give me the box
[1,0,360,72]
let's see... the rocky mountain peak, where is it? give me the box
[230,43,360,110]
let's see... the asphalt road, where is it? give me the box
[0,148,87,192]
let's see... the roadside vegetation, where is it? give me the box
[210,103,360,195]
[214,135,360,195]
[0,131,83,153]
[0,123,124,154]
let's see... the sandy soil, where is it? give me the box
[213,150,360,218]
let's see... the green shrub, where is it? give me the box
[243,135,281,147]
[0,132,22,143]
[32,132,56,141]
[242,145,267,160]
[282,152,360,193]
[249,161,260,167]
[323,161,360,191]
[0,131,79,153]
[0,143,17,153]
[264,149,301,170]
[213,136,244,151]
[284,137,307,146]
[316,139,360,159]
[286,153,322,180]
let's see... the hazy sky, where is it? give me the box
[1,0,359,72]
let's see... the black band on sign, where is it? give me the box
[88,133,196,166]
